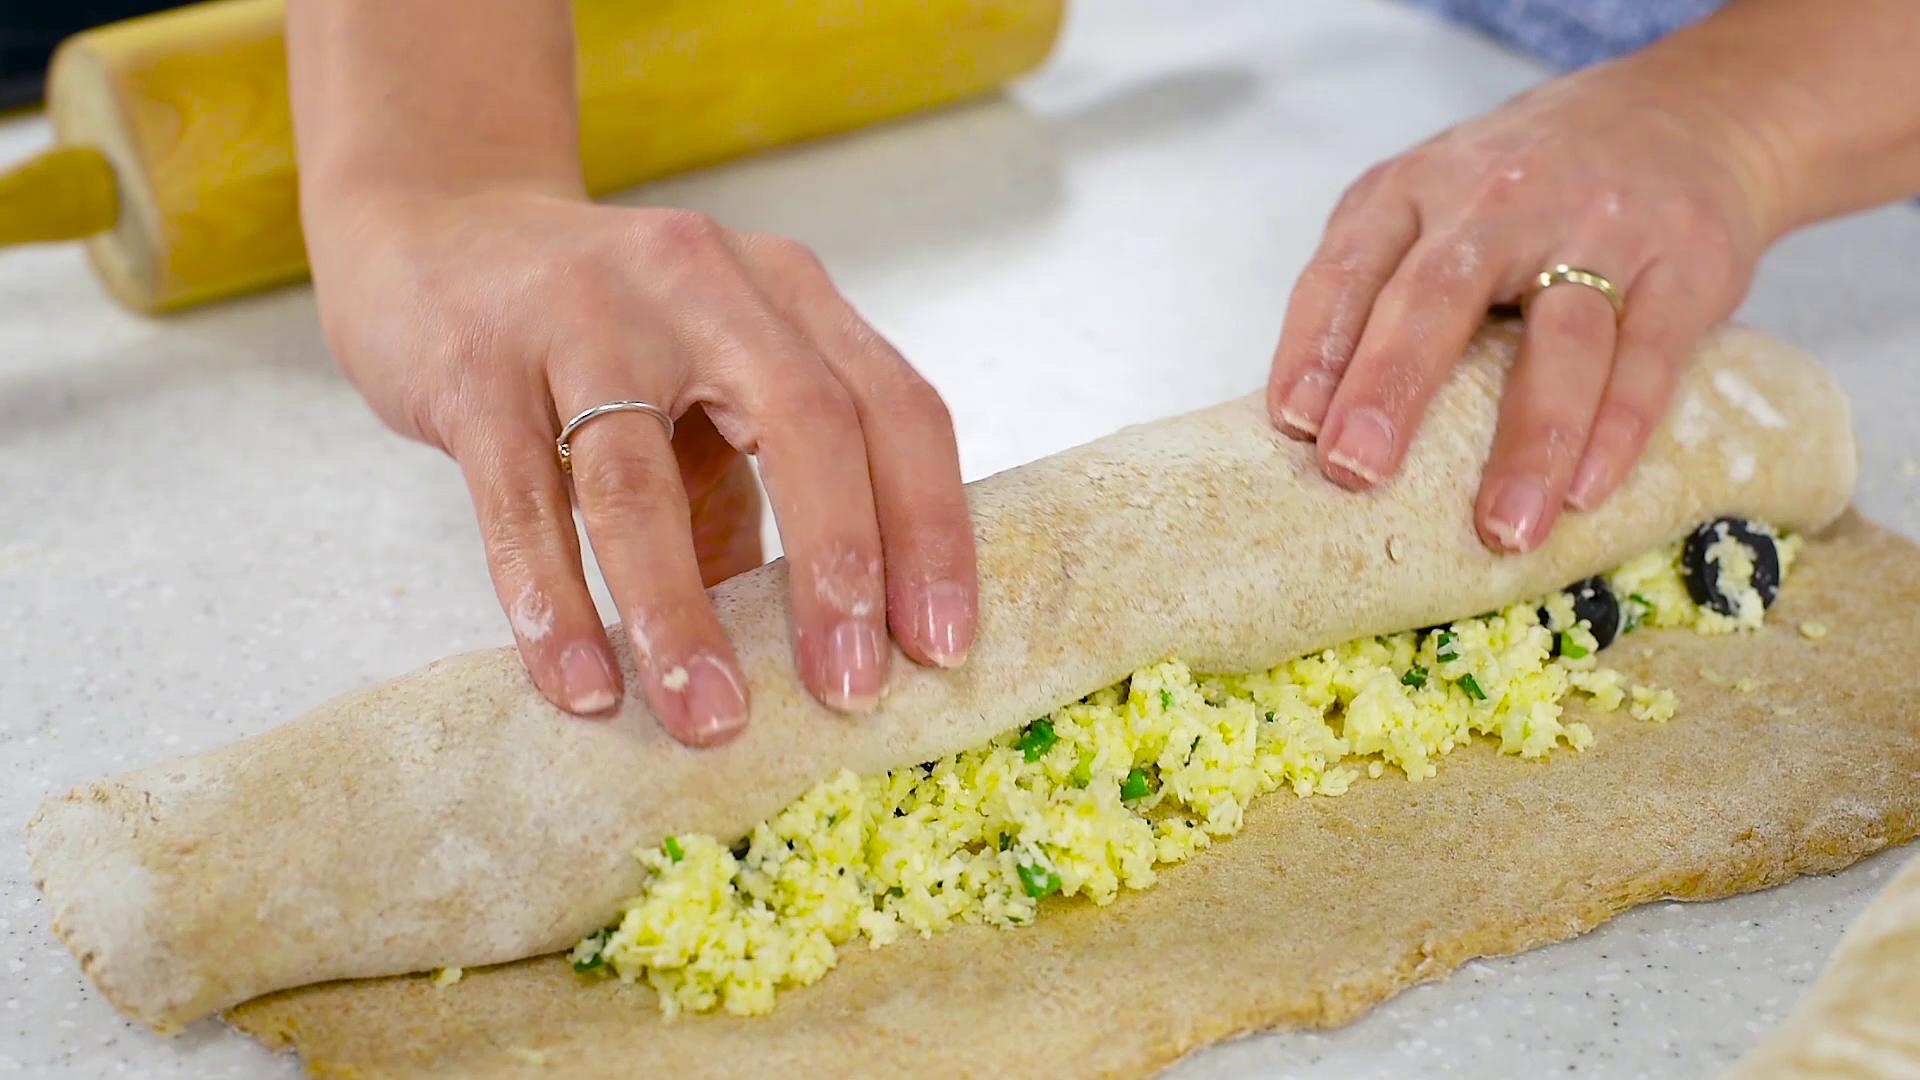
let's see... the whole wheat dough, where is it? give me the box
[27,321,1857,1033]
[229,514,1920,1079]
[1732,848,1920,1078]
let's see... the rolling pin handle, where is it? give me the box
[0,145,118,247]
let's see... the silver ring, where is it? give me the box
[555,400,675,474]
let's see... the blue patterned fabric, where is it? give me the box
[1403,0,1723,68]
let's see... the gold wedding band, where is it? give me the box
[1529,264,1625,320]
[556,400,676,474]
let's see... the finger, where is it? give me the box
[657,250,891,712]
[1268,171,1420,439]
[1315,226,1509,490]
[560,380,750,747]
[675,404,766,585]
[734,233,978,670]
[1474,269,1622,552]
[1565,261,1705,511]
[452,414,622,718]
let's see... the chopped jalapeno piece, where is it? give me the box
[1120,767,1153,801]
[1017,860,1062,899]
[1158,688,1175,710]
[1018,719,1057,762]
[662,835,685,863]
[997,831,1013,852]
[571,928,611,974]
[886,886,904,898]
[1435,631,1459,661]
[1071,752,1094,788]
[1559,632,1589,660]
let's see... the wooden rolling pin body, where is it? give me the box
[17,0,1063,312]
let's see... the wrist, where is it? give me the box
[1614,42,1811,245]
[301,151,583,221]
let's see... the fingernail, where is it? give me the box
[1566,456,1609,511]
[1487,477,1550,552]
[916,582,974,668]
[560,642,618,715]
[1278,369,1339,438]
[680,655,748,745]
[822,620,886,710]
[1325,407,1395,487]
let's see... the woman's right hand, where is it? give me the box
[303,185,978,746]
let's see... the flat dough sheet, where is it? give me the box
[230,513,1920,1079]
[1733,850,1920,1078]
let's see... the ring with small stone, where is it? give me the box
[1527,264,1625,320]
[555,400,676,474]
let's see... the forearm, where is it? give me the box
[285,0,584,213]
[1646,0,1920,234]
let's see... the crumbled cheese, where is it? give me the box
[1629,685,1677,723]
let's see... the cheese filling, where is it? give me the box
[560,532,1797,1017]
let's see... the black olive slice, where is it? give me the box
[1681,518,1781,616]
[1542,576,1623,656]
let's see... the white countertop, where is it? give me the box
[4,2,1918,1076]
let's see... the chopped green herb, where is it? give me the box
[997,831,1013,852]
[1624,592,1654,633]
[1017,860,1062,899]
[571,928,611,974]
[1559,632,1590,659]
[1158,688,1175,711]
[1435,631,1460,662]
[662,835,685,863]
[1401,665,1428,689]
[886,886,904,898]
[1018,719,1057,762]
[1263,710,1276,723]
[1120,767,1153,801]
[1456,673,1488,701]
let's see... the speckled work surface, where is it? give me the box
[2,1,1917,1077]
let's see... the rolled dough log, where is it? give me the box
[1732,850,1920,1078]
[228,514,1920,1079]
[27,321,1857,1033]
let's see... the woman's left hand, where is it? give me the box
[1266,51,1791,551]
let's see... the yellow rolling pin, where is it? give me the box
[0,0,1064,313]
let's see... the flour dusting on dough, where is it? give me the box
[1727,447,1757,484]
[1672,392,1711,448]
[1711,370,1789,429]
[429,832,498,881]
